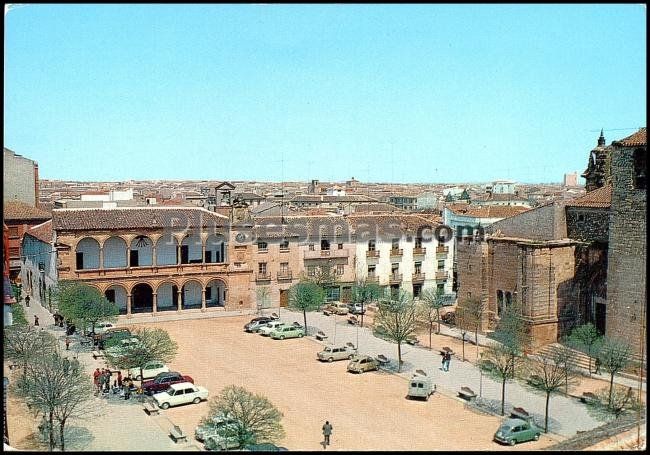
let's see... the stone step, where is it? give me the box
[536,343,594,370]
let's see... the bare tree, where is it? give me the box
[104,327,178,381]
[479,341,525,416]
[568,323,603,377]
[456,296,486,361]
[585,385,642,421]
[597,337,634,406]
[288,281,326,335]
[373,290,418,372]
[204,385,285,449]
[351,280,383,327]
[525,347,579,432]
[418,288,446,350]
[256,287,271,316]
[4,325,58,380]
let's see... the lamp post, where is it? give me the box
[637,300,645,449]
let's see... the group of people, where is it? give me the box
[93,368,140,400]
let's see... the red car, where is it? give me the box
[141,371,194,395]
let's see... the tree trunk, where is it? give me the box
[608,373,615,406]
[501,378,506,416]
[587,347,593,377]
[303,310,308,336]
[461,334,466,362]
[48,411,55,451]
[59,418,66,452]
[436,308,441,334]
[360,302,364,328]
[429,324,432,350]
[397,342,402,372]
[544,392,550,433]
[475,328,480,360]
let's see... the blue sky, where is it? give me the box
[4,4,646,184]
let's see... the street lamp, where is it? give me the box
[636,301,645,449]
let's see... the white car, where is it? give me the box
[153,382,209,410]
[258,321,287,337]
[129,361,170,381]
[93,321,115,335]
[105,337,141,356]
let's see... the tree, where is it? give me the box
[256,287,271,316]
[525,347,579,432]
[15,351,94,452]
[585,385,642,421]
[479,341,525,416]
[597,337,634,406]
[568,323,603,377]
[204,385,284,449]
[104,327,178,381]
[418,289,446,349]
[351,280,383,327]
[4,325,58,380]
[288,281,326,335]
[491,301,531,353]
[54,281,119,334]
[456,296,486,361]
[373,290,418,372]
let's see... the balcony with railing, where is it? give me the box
[412,272,425,282]
[389,272,403,284]
[72,261,229,279]
[366,274,379,283]
[366,250,379,258]
[390,248,403,257]
[304,249,349,259]
[435,271,448,281]
[277,270,293,281]
[436,246,449,258]
[256,272,272,281]
[413,247,426,256]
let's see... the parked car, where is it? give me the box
[317,344,356,362]
[347,355,379,373]
[270,325,305,340]
[105,337,141,356]
[204,422,241,451]
[258,321,287,337]
[244,317,275,333]
[407,373,435,400]
[142,371,194,395]
[84,321,115,337]
[153,381,209,410]
[323,301,349,315]
[129,361,170,381]
[95,327,131,349]
[195,414,239,442]
[346,303,366,315]
[493,418,541,446]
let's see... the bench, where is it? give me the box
[580,391,597,403]
[91,350,104,359]
[347,315,358,325]
[315,331,328,341]
[170,425,187,443]
[322,309,333,316]
[458,386,477,401]
[406,337,420,346]
[528,374,544,386]
[376,355,390,367]
[143,401,159,416]
[511,407,531,421]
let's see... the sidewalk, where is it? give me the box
[277,309,639,438]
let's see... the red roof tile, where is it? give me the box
[565,185,611,208]
[613,127,646,147]
[25,220,53,243]
[446,204,530,218]
[3,201,52,221]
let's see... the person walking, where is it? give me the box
[65,336,71,350]
[93,368,101,393]
[594,357,601,375]
[444,352,451,372]
[33,315,39,326]
[25,295,30,307]
[322,421,333,448]
[117,371,123,388]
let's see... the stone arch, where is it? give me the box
[156,233,178,266]
[156,280,180,312]
[182,279,203,309]
[180,230,203,264]
[130,235,154,267]
[131,283,154,314]
[205,278,227,308]
[75,237,100,270]
[105,284,128,315]
[205,233,226,263]
[103,236,128,269]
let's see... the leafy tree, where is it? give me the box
[479,341,525,416]
[491,301,531,353]
[568,323,603,377]
[53,281,119,334]
[15,350,94,452]
[4,325,58,380]
[597,337,634,406]
[524,347,579,432]
[104,327,178,381]
[351,280,383,327]
[585,385,642,421]
[288,281,326,335]
[11,301,29,326]
[373,290,418,372]
[204,385,284,449]
[418,288,446,348]
[256,287,271,316]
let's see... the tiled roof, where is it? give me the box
[3,201,52,221]
[52,207,228,231]
[353,203,402,213]
[25,220,53,243]
[290,194,378,203]
[446,204,530,219]
[565,185,611,208]
[613,127,646,147]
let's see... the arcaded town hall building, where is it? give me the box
[52,207,253,316]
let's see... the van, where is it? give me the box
[407,372,436,400]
